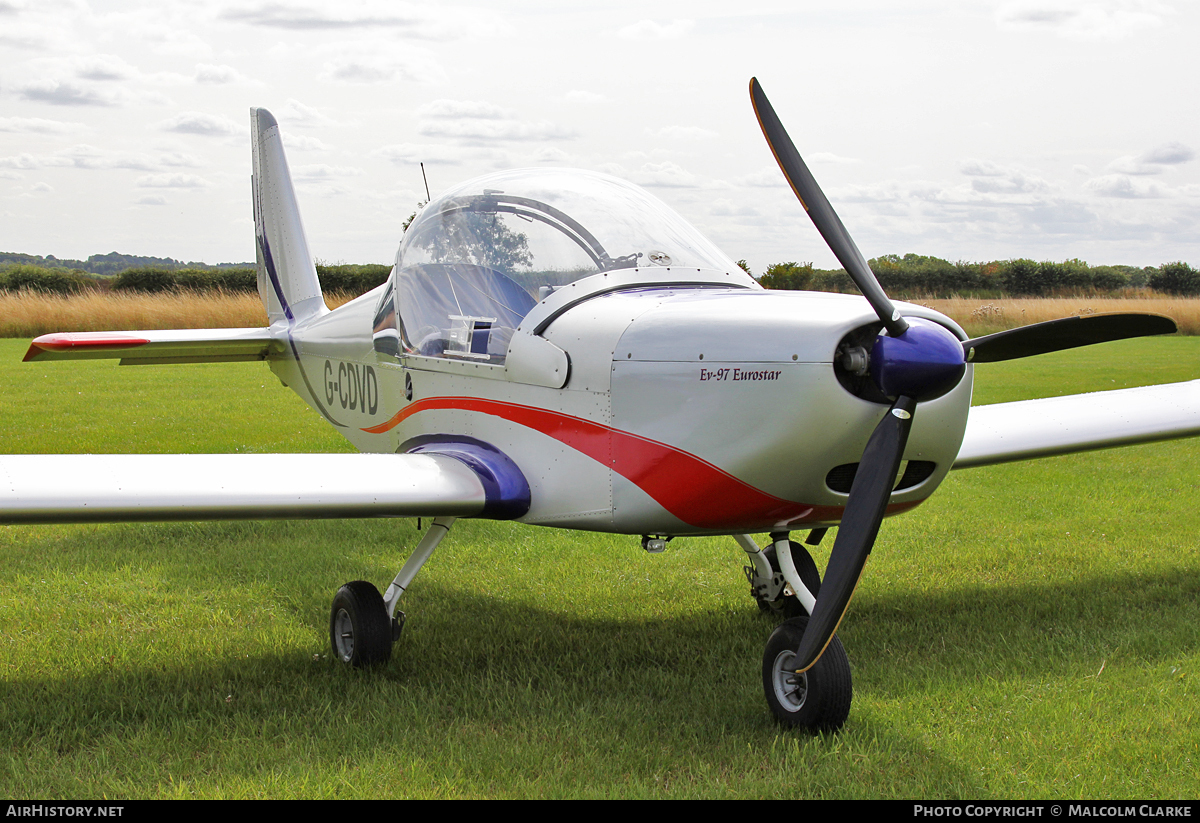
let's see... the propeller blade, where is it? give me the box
[792,396,916,673]
[750,77,907,338]
[964,313,1177,363]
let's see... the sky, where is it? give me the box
[1,0,1197,273]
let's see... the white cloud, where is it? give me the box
[15,79,120,107]
[72,54,137,82]
[1142,141,1194,164]
[9,54,178,107]
[2,145,202,172]
[372,142,465,165]
[221,1,505,40]
[280,99,333,125]
[418,99,509,120]
[0,116,83,134]
[566,90,606,103]
[136,194,168,205]
[736,167,787,188]
[418,119,575,142]
[996,0,1170,41]
[51,145,156,170]
[1107,142,1195,174]
[194,64,252,85]
[318,51,445,84]
[637,161,696,187]
[292,164,364,180]
[616,19,694,40]
[1085,174,1166,198]
[281,132,330,151]
[159,112,242,137]
[709,198,761,217]
[415,100,575,143]
[960,160,1050,194]
[647,125,719,141]
[529,146,574,164]
[136,173,210,188]
[808,152,860,165]
[0,153,40,170]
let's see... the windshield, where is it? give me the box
[377,168,740,363]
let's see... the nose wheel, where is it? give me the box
[330,580,396,667]
[762,615,852,732]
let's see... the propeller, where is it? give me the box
[749,77,1177,674]
[963,313,1176,363]
[750,77,907,339]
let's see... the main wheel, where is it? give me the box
[762,615,852,732]
[755,541,822,620]
[330,580,393,667]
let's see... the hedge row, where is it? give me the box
[757,255,1200,297]
[6,256,1198,298]
[108,264,393,295]
[0,263,394,297]
[0,265,96,295]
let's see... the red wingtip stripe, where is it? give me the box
[23,333,151,361]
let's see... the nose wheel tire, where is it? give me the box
[762,615,852,732]
[330,580,393,667]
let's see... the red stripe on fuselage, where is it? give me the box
[365,397,919,530]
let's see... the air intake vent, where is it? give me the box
[825,460,937,494]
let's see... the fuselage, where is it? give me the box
[270,269,974,536]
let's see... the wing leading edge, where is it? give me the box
[0,453,497,524]
[954,380,1200,469]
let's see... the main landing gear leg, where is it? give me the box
[329,516,456,668]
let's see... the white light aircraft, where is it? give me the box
[5,79,1198,732]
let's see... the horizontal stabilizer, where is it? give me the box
[954,380,1200,469]
[23,327,277,365]
[0,453,489,524]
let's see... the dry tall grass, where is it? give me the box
[1,289,1198,339]
[919,296,1200,336]
[0,290,357,338]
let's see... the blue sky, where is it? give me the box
[1,0,1196,272]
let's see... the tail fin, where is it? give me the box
[251,108,325,325]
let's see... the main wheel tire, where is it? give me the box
[755,541,822,620]
[762,615,852,732]
[330,580,393,667]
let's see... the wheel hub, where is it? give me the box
[771,650,808,711]
[333,607,354,662]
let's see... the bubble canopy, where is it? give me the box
[374,168,749,362]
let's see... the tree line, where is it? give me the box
[0,251,251,276]
[4,252,1199,298]
[0,263,392,296]
[745,254,1200,297]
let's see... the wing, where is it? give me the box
[954,380,1200,469]
[22,328,277,365]
[0,453,499,524]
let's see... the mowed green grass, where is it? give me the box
[0,337,1197,798]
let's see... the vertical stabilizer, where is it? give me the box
[251,108,325,325]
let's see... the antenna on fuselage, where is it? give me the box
[420,162,431,203]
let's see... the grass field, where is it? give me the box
[1,338,1198,798]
